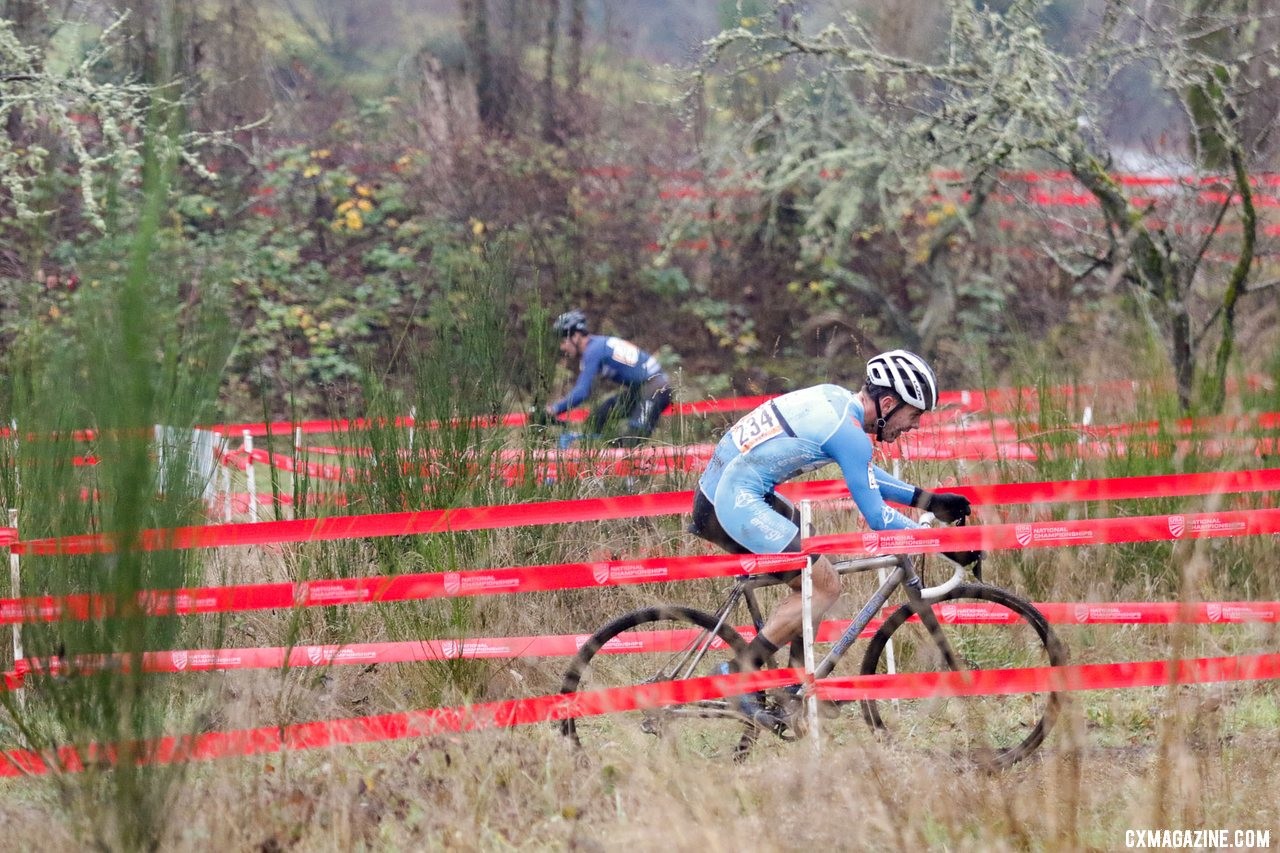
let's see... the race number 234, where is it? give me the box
[731,407,785,454]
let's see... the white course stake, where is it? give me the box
[221,462,232,523]
[244,431,258,522]
[799,499,820,753]
[883,466,899,693]
[1072,405,1093,481]
[8,508,23,709]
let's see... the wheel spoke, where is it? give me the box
[858,585,1067,768]
[559,606,755,759]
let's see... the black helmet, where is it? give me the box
[553,309,589,337]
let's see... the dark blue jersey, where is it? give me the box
[551,335,665,415]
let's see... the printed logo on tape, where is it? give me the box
[861,532,880,554]
[172,651,188,671]
[592,564,611,585]
[443,572,461,595]
[739,556,758,572]
[1168,515,1186,538]
[1015,524,1034,547]
[1207,603,1222,623]
[306,646,324,666]
[1074,604,1091,624]
[939,603,957,623]
[441,640,457,658]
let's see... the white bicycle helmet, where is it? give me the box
[865,349,939,412]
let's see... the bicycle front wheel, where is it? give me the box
[559,605,752,758]
[858,584,1067,768]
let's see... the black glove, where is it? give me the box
[941,550,982,567]
[920,490,971,523]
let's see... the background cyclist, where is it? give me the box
[542,309,672,447]
[688,349,979,725]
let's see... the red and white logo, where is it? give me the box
[592,564,611,585]
[861,532,880,554]
[740,556,758,573]
[939,604,957,623]
[306,646,324,666]
[441,640,457,658]
[1074,604,1091,624]
[574,635,590,649]
[172,651,188,671]
[1207,604,1222,623]
[1015,524,1034,547]
[1168,515,1186,538]
[443,572,461,595]
[709,636,726,650]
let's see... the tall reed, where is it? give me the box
[0,102,233,850]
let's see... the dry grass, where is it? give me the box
[5,707,1278,851]
[2,433,1279,848]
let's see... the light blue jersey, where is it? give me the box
[697,384,919,553]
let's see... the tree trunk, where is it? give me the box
[460,0,505,133]
[2,0,51,197]
[1072,155,1197,412]
[1204,145,1256,412]
[566,0,585,99]
[542,0,560,143]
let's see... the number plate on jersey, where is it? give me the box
[730,406,785,453]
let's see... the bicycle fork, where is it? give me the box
[901,573,963,671]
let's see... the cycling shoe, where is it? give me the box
[712,662,785,730]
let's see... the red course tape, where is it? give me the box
[9,467,1280,556]
[9,601,1276,685]
[3,653,1278,778]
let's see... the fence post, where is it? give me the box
[799,499,820,753]
[244,431,257,522]
[8,508,23,708]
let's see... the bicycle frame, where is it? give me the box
[696,552,972,683]
[562,547,1063,766]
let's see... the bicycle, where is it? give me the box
[558,529,1068,768]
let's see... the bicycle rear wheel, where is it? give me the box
[858,583,1067,768]
[559,605,753,758]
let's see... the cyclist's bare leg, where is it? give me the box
[755,555,840,656]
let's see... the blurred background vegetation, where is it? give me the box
[2,3,1279,847]
[0,0,1273,421]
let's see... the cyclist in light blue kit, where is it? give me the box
[543,309,672,447]
[688,350,979,726]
